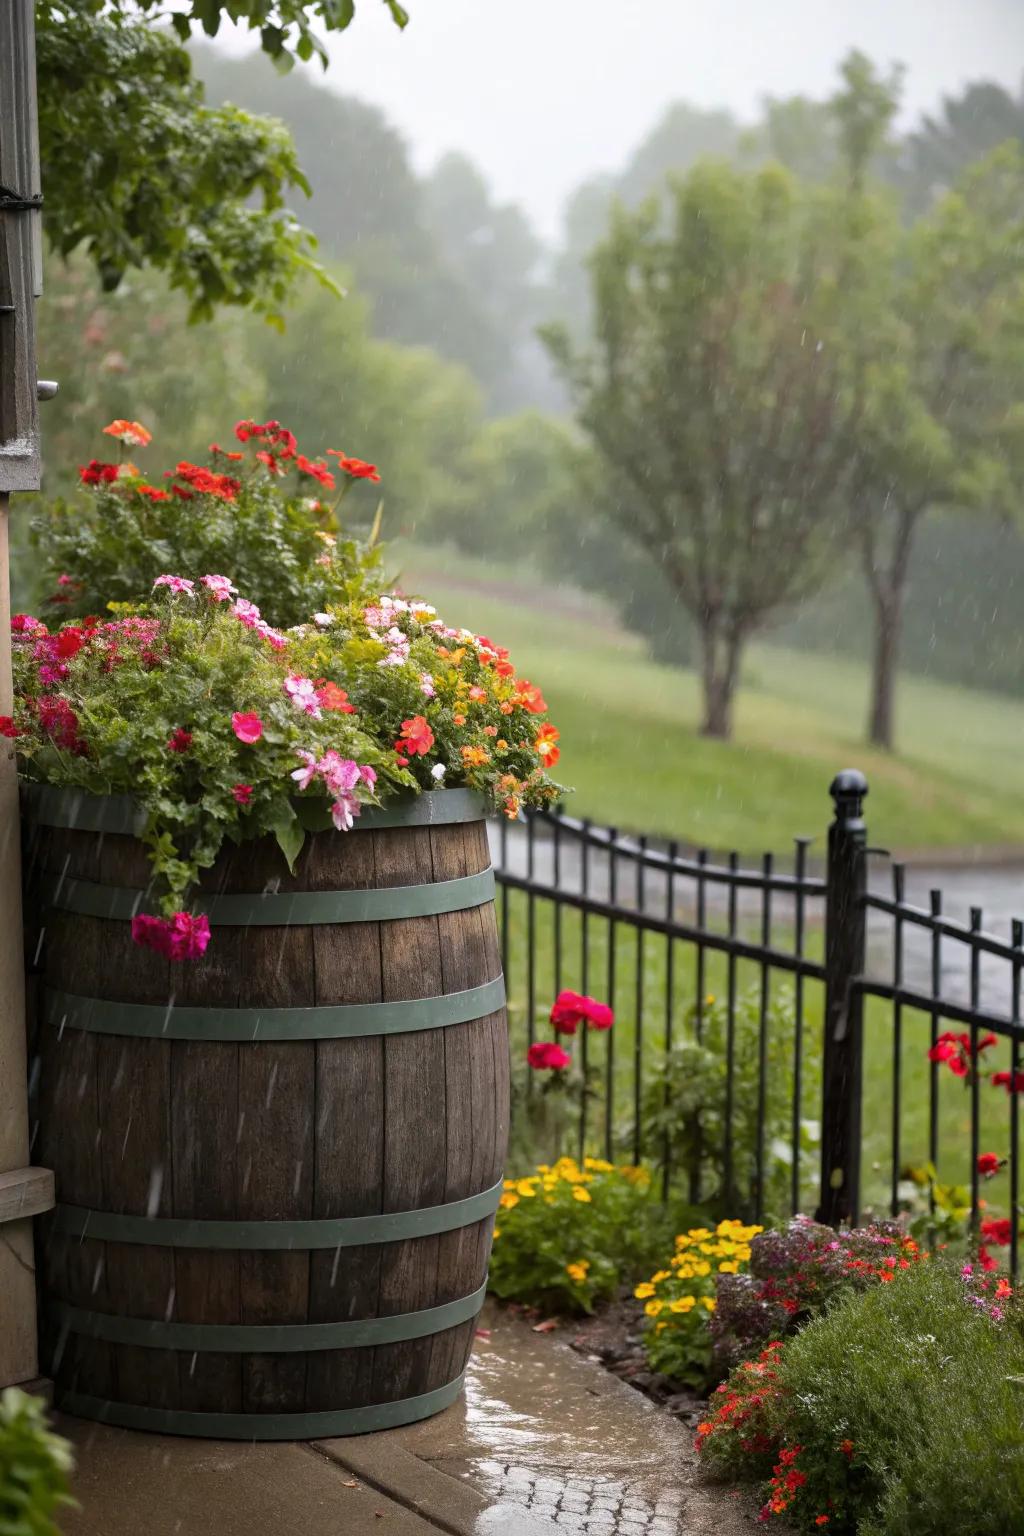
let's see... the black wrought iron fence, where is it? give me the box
[492,769,1024,1273]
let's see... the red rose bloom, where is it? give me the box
[977,1152,1002,1178]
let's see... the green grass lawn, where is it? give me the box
[397,542,1024,853]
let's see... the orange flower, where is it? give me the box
[535,723,560,767]
[396,715,434,757]
[515,679,547,714]
[103,418,151,447]
[317,682,356,713]
[327,451,381,482]
[453,713,466,727]
[468,686,487,702]
[461,745,491,768]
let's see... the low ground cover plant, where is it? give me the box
[0,1389,74,1536]
[636,1219,763,1386]
[697,1260,1023,1534]
[31,418,384,626]
[488,1156,687,1313]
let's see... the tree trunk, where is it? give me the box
[699,620,743,741]
[868,591,901,750]
[861,503,921,753]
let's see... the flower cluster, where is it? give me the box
[927,1029,997,1080]
[696,1341,787,1472]
[9,567,562,952]
[525,989,615,1076]
[637,1220,762,1386]
[33,419,387,630]
[709,1217,926,1372]
[488,1156,658,1313]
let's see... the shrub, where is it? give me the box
[699,1261,1024,1534]
[640,988,820,1220]
[636,1219,762,1387]
[710,1216,926,1373]
[488,1157,683,1313]
[8,575,561,941]
[0,1389,74,1536]
[30,418,384,627]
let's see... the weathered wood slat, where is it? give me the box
[32,806,507,1438]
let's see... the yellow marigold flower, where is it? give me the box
[705,993,716,1006]
[700,1296,717,1312]
[492,1227,501,1239]
[499,1192,519,1210]
[644,1299,664,1317]
[584,1157,613,1172]
[634,1282,656,1299]
[536,1164,551,1174]
[674,1235,692,1250]
[718,1261,740,1274]
[515,1179,537,1197]
[693,1261,711,1277]
[566,1262,589,1283]
[669,1296,697,1314]
[655,1321,667,1334]
[572,1186,592,1203]
[503,1178,517,1190]
[674,1264,696,1280]
[688,1229,712,1242]
[651,1270,672,1284]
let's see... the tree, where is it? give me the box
[854,143,1024,747]
[894,79,1024,217]
[543,161,889,739]
[35,1,408,320]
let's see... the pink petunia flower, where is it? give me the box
[331,793,361,831]
[231,711,263,744]
[291,749,319,791]
[283,673,322,719]
[231,784,254,805]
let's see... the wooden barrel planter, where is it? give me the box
[26,786,508,1440]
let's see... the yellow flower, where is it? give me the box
[651,1270,672,1284]
[566,1262,590,1283]
[700,1296,717,1312]
[669,1296,697,1314]
[705,993,716,1006]
[634,1282,656,1299]
[499,1192,520,1210]
[571,1186,592,1203]
[688,1229,712,1242]
[536,1164,551,1174]
[655,1321,667,1334]
[515,1179,538,1197]
[718,1261,740,1274]
[692,1261,711,1277]
[644,1299,664,1317]
[584,1157,613,1173]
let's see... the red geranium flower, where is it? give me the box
[978,1152,1002,1178]
[0,716,20,738]
[231,784,254,805]
[317,681,356,713]
[981,1217,1014,1247]
[167,728,193,753]
[549,989,614,1034]
[514,679,547,714]
[231,711,263,745]
[992,1070,1024,1093]
[79,459,120,486]
[535,722,560,767]
[526,1041,571,1071]
[396,715,434,757]
[327,450,381,482]
[295,454,336,490]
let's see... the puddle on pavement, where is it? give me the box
[404,1305,695,1533]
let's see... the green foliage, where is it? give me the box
[640,989,820,1220]
[777,1264,1024,1534]
[0,1390,74,1536]
[488,1157,686,1314]
[36,6,335,322]
[30,421,382,626]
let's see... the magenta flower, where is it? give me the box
[291,749,318,791]
[231,783,253,805]
[131,911,211,961]
[284,673,322,719]
[153,574,195,596]
[200,574,238,602]
[231,711,263,744]
[331,793,361,831]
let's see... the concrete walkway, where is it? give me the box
[57,1303,752,1536]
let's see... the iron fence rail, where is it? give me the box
[492,770,1024,1275]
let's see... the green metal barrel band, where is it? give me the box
[44,973,506,1042]
[23,784,487,836]
[37,867,495,926]
[52,1177,503,1250]
[55,1279,487,1353]
[57,1374,466,1441]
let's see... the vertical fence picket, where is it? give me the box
[724,852,739,1207]
[663,841,677,1200]
[890,864,906,1219]
[792,837,811,1216]
[605,829,618,1160]
[579,819,591,1162]
[755,853,773,1224]
[1011,920,1022,1282]
[928,889,942,1237]
[634,837,646,1163]
[969,907,983,1232]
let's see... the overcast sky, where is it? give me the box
[219,0,1024,238]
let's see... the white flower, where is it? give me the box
[313,613,333,627]
[431,763,446,781]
